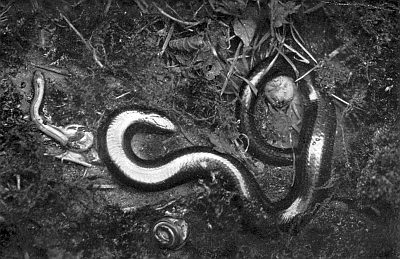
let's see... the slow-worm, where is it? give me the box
[97,53,336,231]
[31,71,69,146]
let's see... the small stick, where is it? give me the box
[54,152,93,167]
[104,0,112,16]
[193,2,205,18]
[60,12,104,68]
[0,1,12,23]
[322,1,396,12]
[90,184,118,189]
[290,25,317,64]
[16,174,21,190]
[296,39,357,83]
[153,2,203,27]
[327,38,356,60]
[295,66,318,82]
[303,3,326,14]
[283,43,310,64]
[235,73,257,95]
[135,18,160,35]
[221,41,242,95]
[30,63,71,76]
[158,23,174,57]
[115,91,131,99]
[329,93,350,106]
[134,0,149,13]
[290,24,306,45]
[276,47,299,78]
[226,55,251,61]
[155,199,177,211]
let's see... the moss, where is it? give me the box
[1,0,400,258]
[357,124,400,209]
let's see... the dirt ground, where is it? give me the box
[1,0,399,258]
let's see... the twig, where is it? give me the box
[322,1,397,12]
[193,2,205,19]
[295,39,356,83]
[135,17,161,35]
[153,2,203,27]
[327,38,356,60]
[104,0,112,16]
[295,65,317,82]
[283,43,310,64]
[54,152,93,167]
[329,93,350,106]
[276,47,299,78]
[90,184,118,189]
[221,41,242,95]
[226,55,251,62]
[155,199,177,210]
[16,174,21,190]
[303,3,326,14]
[158,23,174,57]
[134,0,149,13]
[30,63,71,77]
[0,1,12,23]
[115,91,131,99]
[60,12,104,68]
[165,3,184,20]
[235,73,257,95]
[290,24,317,64]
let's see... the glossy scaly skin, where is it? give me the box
[97,53,336,230]
[31,71,95,153]
[238,54,336,223]
[277,73,336,222]
[97,106,277,234]
[31,71,69,146]
[238,54,308,166]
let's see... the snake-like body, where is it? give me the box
[97,107,277,232]
[31,71,94,153]
[97,54,336,231]
[238,54,336,221]
[31,71,69,146]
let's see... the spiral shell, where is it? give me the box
[152,217,189,250]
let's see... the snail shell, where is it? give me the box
[263,75,296,109]
[152,217,189,250]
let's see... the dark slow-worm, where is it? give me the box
[97,53,336,230]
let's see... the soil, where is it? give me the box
[0,0,399,258]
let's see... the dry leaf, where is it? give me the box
[233,17,257,47]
